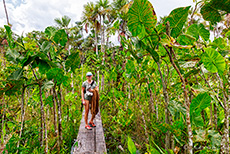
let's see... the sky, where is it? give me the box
[0,0,194,35]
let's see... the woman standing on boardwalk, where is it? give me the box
[81,72,99,130]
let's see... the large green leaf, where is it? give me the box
[127,136,136,154]
[7,68,24,80]
[190,92,211,114]
[211,37,226,50]
[65,51,81,72]
[46,68,64,85]
[22,55,35,67]
[4,25,15,49]
[190,92,211,126]
[186,23,210,41]
[127,0,157,37]
[200,0,230,24]
[42,81,54,90]
[5,49,21,64]
[40,41,51,54]
[53,29,68,46]
[201,48,226,74]
[45,26,57,38]
[194,129,206,142]
[176,34,195,45]
[44,95,53,107]
[38,59,51,74]
[126,59,136,75]
[200,3,221,24]
[164,6,191,38]
[146,46,159,62]
[199,24,210,41]
[208,130,221,148]
[168,100,186,119]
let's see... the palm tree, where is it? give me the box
[3,0,10,25]
[112,0,130,48]
[82,2,101,85]
[54,15,71,29]
[97,0,111,91]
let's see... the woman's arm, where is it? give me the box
[95,86,99,91]
[81,87,85,105]
[89,85,98,91]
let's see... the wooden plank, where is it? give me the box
[71,107,107,154]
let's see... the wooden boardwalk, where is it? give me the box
[71,108,107,154]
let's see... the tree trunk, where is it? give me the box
[39,84,47,153]
[39,85,44,149]
[53,83,60,154]
[164,22,193,153]
[126,83,131,109]
[52,88,58,137]
[214,103,218,129]
[17,86,26,150]
[156,61,170,150]
[57,85,63,145]
[210,103,213,126]
[146,78,155,119]
[1,96,5,145]
[3,0,10,25]
[95,26,100,89]
[69,48,74,94]
[101,15,106,91]
[217,73,229,154]
[137,83,149,143]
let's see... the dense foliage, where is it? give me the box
[0,0,230,154]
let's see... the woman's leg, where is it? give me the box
[90,114,95,123]
[84,100,89,126]
[89,100,95,123]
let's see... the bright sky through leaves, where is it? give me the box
[0,0,194,34]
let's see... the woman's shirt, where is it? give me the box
[82,80,97,100]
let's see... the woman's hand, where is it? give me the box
[88,88,94,92]
[81,99,86,105]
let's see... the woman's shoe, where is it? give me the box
[89,121,96,127]
[85,125,92,130]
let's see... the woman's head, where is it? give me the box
[86,72,93,80]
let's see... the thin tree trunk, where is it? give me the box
[146,78,156,118]
[1,96,5,145]
[199,71,224,108]
[101,15,105,91]
[163,22,193,153]
[30,66,44,147]
[210,103,213,126]
[165,46,193,153]
[94,25,100,89]
[3,0,10,25]
[68,48,75,94]
[156,98,158,121]
[53,83,60,154]
[214,103,218,129]
[38,85,44,149]
[17,86,26,150]
[126,83,131,109]
[137,83,149,143]
[52,88,58,137]
[45,106,48,153]
[217,73,229,154]
[156,61,170,150]
[39,84,47,153]
[57,85,63,144]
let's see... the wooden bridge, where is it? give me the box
[71,108,107,154]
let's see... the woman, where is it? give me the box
[81,72,98,130]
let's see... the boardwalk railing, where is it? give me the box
[71,108,107,154]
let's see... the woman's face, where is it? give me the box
[86,75,93,80]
